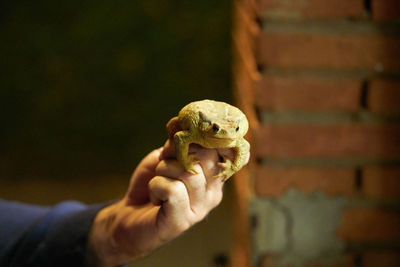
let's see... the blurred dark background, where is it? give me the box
[0,3,234,266]
[0,0,232,180]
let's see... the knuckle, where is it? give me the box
[169,181,186,196]
[155,160,166,174]
[148,176,161,189]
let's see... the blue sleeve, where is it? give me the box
[0,199,107,267]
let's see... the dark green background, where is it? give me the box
[0,0,232,178]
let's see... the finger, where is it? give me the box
[159,139,176,160]
[137,147,163,175]
[161,144,224,211]
[155,160,206,214]
[148,176,193,234]
[216,147,250,165]
[181,149,224,213]
[194,148,224,209]
[216,148,235,162]
[160,141,205,161]
[188,143,203,154]
[155,159,185,179]
[126,148,163,205]
[245,152,250,165]
[215,147,251,175]
[194,148,225,186]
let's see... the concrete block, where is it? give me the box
[250,189,348,266]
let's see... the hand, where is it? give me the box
[88,140,233,266]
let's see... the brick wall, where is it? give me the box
[232,0,400,266]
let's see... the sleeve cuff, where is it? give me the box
[8,201,109,267]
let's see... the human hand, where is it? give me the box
[88,140,243,266]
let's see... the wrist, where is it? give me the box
[87,201,126,267]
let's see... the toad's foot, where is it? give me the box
[182,154,199,175]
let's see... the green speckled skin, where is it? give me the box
[167,100,250,181]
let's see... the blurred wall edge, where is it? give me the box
[232,0,400,266]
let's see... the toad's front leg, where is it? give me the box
[174,130,198,174]
[232,138,250,172]
[216,138,250,181]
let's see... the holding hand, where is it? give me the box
[88,140,243,266]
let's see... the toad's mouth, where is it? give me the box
[208,136,236,141]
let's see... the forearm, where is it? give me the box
[0,200,106,267]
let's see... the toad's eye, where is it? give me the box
[236,126,240,132]
[212,124,220,132]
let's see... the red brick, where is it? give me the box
[362,251,400,267]
[260,0,364,19]
[368,79,400,114]
[254,124,400,158]
[258,32,400,73]
[372,0,400,20]
[337,208,400,242]
[255,76,362,111]
[255,166,356,196]
[363,167,400,198]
